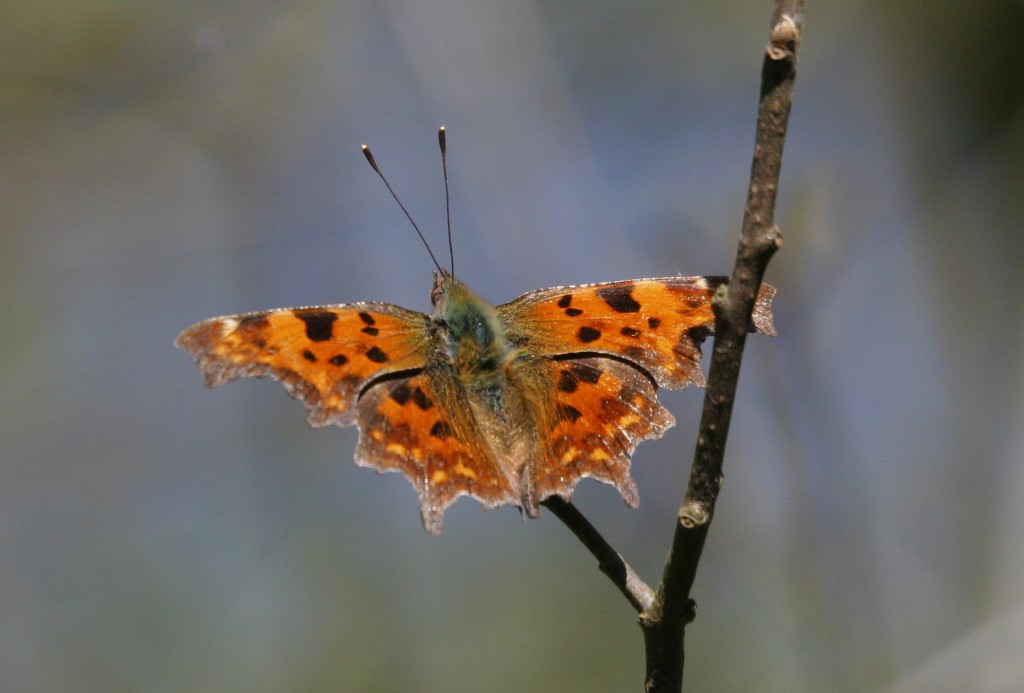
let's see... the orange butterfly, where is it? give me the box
[177,131,776,534]
[177,271,775,534]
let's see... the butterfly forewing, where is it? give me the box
[176,303,430,427]
[498,277,776,390]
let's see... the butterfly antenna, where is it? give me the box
[362,144,445,275]
[438,126,454,276]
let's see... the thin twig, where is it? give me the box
[542,497,655,612]
[639,3,801,691]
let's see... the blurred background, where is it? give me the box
[3,1,1024,691]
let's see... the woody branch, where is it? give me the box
[639,2,800,691]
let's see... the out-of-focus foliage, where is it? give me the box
[2,1,1023,691]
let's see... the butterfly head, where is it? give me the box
[430,268,455,306]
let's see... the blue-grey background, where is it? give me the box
[4,2,1024,691]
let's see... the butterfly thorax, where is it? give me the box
[432,278,511,381]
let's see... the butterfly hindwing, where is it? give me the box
[532,356,675,505]
[175,303,430,427]
[354,370,516,534]
[498,277,776,390]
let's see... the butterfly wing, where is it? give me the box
[526,356,675,505]
[499,276,774,507]
[354,370,516,534]
[498,277,776,390]
[176,303,430,427]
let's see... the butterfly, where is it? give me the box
[177,270,775,534]
[177,130,775,534]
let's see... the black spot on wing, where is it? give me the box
[365,346,389,363]
[430,421,452,439]
[565,308,583,317]
[329,354,348,366]
[294,311,338,342]
[411,387,432,410]
[557,295,572,308]
[386,383,431,410]
[362,326,380,336]
[570,362,602,384]
[558,369,579,393]
[358,312,376,325]
[648,317,661,329]
[620,327,641,338]
[558,404,583,423]
[389,383,411,405]
[302,349,317,362]
[596,284,641,313]
[578,326,601,343]
[558,363,601,393]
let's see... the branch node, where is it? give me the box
[679,501,711,528]
[767,15,799,60]
[748,224,784,262]
[683,599,697,624]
